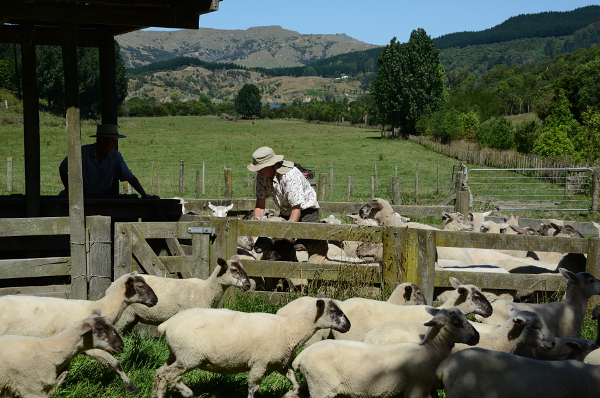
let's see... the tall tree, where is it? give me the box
[396,28,446,136]
[369,37,402,136]
[234,83,262,118]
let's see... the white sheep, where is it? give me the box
[208,201,233,217]
[364,304,554,355]
[0,271,157,394]
[0,309,123,398]
[114,256,251,332]
[468,210,492,232]
[152,298,351,398]
[479,220,509,233]
[320,214,342,224]
[437,347,600,398]
[287,307,479,398]
[481,268,600,338]
[331,277,492,342]
[359,198,440,230]
[496,212,527,235]
[520,337,599,362]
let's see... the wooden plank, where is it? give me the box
[434,270,567,292]
[113,222,133,279]
[158,256,192,274]
[165,238,185,256]
[407,228,437,304]
[0,257,71,279]
[240,259,381,282]
[0,284,71,298]
[131,222,196,239]
[87,216,112,300]
[434,230,588,253]
[192,230,211,279]
[587,238,600,307]
[0,217,70,237]
[131,224,171,276]
[236,220,384,242]
[381,226,404,289]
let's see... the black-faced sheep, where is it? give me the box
[288,307,479,398]
[152,299,350,398]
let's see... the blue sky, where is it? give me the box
[146,1,600,46]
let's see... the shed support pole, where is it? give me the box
[99,35,119,195]
[22,40,41,217]
[62,22,87,300]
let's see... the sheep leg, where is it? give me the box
[152,360,193,398]
[83,349,139,394]
[279,366,300,391]
[246,367,267,398]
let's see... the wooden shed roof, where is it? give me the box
[0,0,219,45]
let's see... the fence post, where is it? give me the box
[455,171,469,215]
[179,160,184,195]
[392,176,400,205]
[346,175,352,202]
[370,176,375,200]
[6,157,12,191]
[202,163,206,195]
[436,164,440,194]
[405,228,436,304]
[224,168,232,199]
[156,172,161,197]
[381,226,405,292]
[414,165,419,205]
[592,169,600,214]
[150,162,155,194]
[87,216,112,300]
[195,170,200,199]
[328,164,333,200]
[317,173,327,202]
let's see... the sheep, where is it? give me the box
[152,298,351,398]
[479,220,509,233]
[320,214,342,224]
[330,277,492,342]
[519,337,599,362]
[208,201,233,217]
[0,271,157,393]
[583,341,600,364]
[437,347,600,398]
[442,211,473,231]
[346,213,379,226]
[496,212,527,235]
[287,307,479,398]
[363,304,555,356]
[114,256,251,333]
[481,268,600,338]
[359,198,440,230]
[593,303,600,345]
[468,210,492,232]
[276,282,426,347]
[0,309,124,398]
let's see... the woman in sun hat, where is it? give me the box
[59,124,158,199]
[247,146,319,223]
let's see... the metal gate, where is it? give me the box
[465,167,595,212]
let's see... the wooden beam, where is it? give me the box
[0,25,135,46]
[131,224,171,276]
[61,21,87,301]
[22,40,41,217]
[87,216,112,300]
[0,217,70,237]
[0,257,71,279]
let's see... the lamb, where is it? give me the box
[208,201,233,217]
[152,298,351,398]
[437,347,600,398]
[479,220,509,233]
[320,214,342,224]
[331,277,492,341]
[114,256,251,333]
[0,309,124,398]
[359,198,440,230]
[481,268,600,338]
[363,304,555,356]
[0,271,158,393]
[520,337,599,362]
[287,307,479,398]
[468,210,492,232]
[496,212,527,235]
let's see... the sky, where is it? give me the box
[145,1,600,46]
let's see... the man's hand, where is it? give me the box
[142,194,160,199]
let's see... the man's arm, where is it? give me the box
[60,169,69,191]
[254,198,266,219]
[127,176,159,199]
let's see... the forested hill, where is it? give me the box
[434,5,600,49]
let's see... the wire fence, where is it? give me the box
[0,157,454,205]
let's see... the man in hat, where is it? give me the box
[248,146,319,222]
[59,124,158,198]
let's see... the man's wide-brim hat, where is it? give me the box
[247,147,284,172]
[90,124,127,138]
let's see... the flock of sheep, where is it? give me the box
[2,198,600,397]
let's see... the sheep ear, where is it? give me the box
[512,316,526,327]
[425,306,440,316]
[424,316,445,328]
[217,257,227,267]
[91,308,102,317]
[208,202,215,210]
[129,271,138,277]
[230,255,240,262]
[457,286,468,298]
[80,321,93,336]
[559,268,577,280]
[565,341,582,350]
[317,291,326,298]
[314,299,325,321]
[450,277,462,289]
[403,285,413,301]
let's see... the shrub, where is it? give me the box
[514,120,541,154]
[533,126,575,158]
[476,116,514,150]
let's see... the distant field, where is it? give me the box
[0,116,460,203]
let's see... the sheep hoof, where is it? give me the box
[125,383,140,394]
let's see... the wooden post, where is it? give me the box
[414,165,419,205]
[592,169,600,214]
[6,157,12,192]
[113,223,132,280]
[454,171,469,215]
[392,176,400,205]
[317,173,327,202]
[328,164,333,200]
[202,163,206,195]
[381,226,405,292]
[62,21,86,300]
[156,172,161,197]
[192,220,212,279]
[224,168,232,199]
[99,36,119,194]
[87,216,112,300]
[22,40,41,217]
[179,160,184,195]
[346,175,352,202]
[374,164,378,190]
[370,176,375,200]
[195,170,200,199]
[436,164,440,194]
[150,162,155,194]
[405,228,436,304]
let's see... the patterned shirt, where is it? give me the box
[59,143,134,196]
[255,167,319,216]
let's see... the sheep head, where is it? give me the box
[216,255,252,291]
